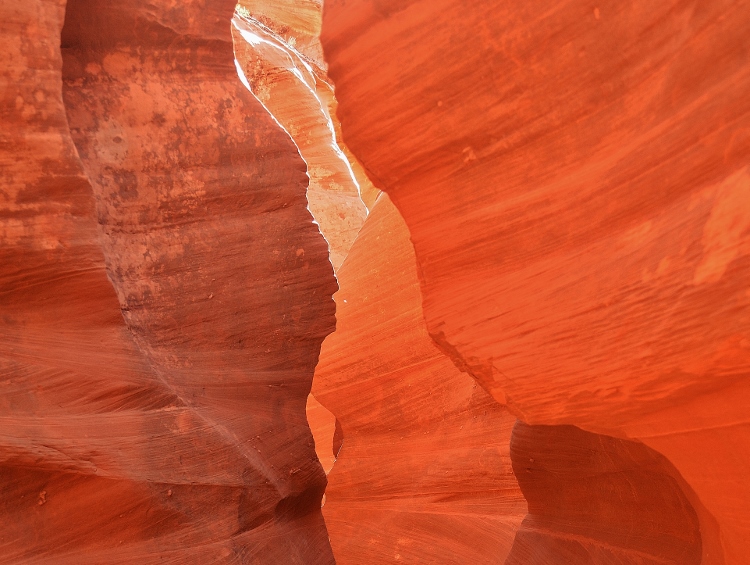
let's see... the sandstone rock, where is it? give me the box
[1,0,336,561]
[233,8,370,270]
[313,194,527,564]
[322,0,750,562]
[305,390,338,474]
[6,0,748,562]
[238,0,326,69]
[507,422,703,565]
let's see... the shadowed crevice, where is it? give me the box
[506,422,702,565]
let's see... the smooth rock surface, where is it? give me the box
[313,194,527,564]
[322,0,750,562]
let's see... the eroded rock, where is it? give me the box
[313,194,527,563]
[322,0,750,562]
[1,0,337,562]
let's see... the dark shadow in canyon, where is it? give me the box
[506,421,702,565]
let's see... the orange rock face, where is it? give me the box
[313,194,527,563]
[5,0,749,562]
[231,1,377,476]
[2,0,337,562]
[507,422,704,564]
[322,0,750,563]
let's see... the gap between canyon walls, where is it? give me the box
[230,1,378,477]
[4,0,738,563]
[230,3,710,564]
[52,0,337,562]
[232,7,522,565]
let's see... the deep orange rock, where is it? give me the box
[238,0,327,69]
[322,0,750,562]
[507,422,703,565]
[232,2,376,475]
[304,390,338,474]
[6,0,749,562]
[313,194,527,563]
[1,0,336,561]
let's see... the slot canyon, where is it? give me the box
[0,0,748,563]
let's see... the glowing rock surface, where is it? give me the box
[321,0,750,562]
[313,194,527,563]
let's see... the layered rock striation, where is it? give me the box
[507,422,704,564]
[232,1,377,475]
[322,0,750,562]
[313,194,527,564]
[1,0,338,562]
[4,0,749,563]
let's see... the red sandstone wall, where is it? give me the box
[1,0,336,561]
[5,0,749,562]
[321,0,750,563]
[507,422,704,564]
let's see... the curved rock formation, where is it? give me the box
[232,13,363,270]
[232,0,379,212]
[321,0,750,563]
[5,0,749,562]
[238,0,326,68]
[508,422,702,565]
[313,194,527,563]
[1,0,336,561]
[232,0,378,478]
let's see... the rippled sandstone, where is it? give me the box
[4,0,749,563]
[313,194,527,563]
[322,0,750,562]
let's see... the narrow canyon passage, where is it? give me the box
[1,0,748,564]
[312,194,527,564]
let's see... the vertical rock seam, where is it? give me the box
[232,0,376,478]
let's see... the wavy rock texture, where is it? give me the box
[238,0,326,68]
[322,0,750,563]
[313,194,527,564]
[234,0,380,212]
[1,0,336,562]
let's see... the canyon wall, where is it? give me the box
[1,0,337,562]
[507,422,704,564]
[3,0,748,562]
[231,1,384,478]
[232,9,367,271]
[321,0,750,563]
